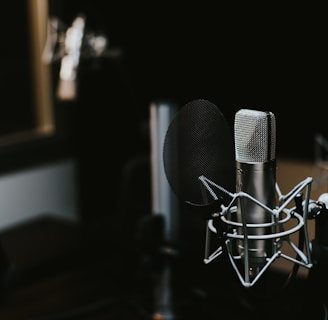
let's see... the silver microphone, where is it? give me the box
[234,109,277,278]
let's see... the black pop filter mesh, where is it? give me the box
[163,99,235,205]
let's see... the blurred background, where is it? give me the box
[0,1,327,319]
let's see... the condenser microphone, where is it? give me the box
[234,109,277,278]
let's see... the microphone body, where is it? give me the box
[234,109,277,275]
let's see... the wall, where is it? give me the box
[0,158,79,232]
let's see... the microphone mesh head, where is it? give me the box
[234,109,276,162]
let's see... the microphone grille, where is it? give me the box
[234,109,276,162]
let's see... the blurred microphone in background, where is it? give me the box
[42,13,121,101]
[56,14,85,101]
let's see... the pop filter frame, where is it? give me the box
[163,99,235,207]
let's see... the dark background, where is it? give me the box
[0,2,327,319]
[48,1,328,222]
[49,0,328,162]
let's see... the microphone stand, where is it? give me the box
[307,201,328,317]
[152,229,179,320]
[149,100,179,320]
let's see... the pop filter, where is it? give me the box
[163,99,235,207]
